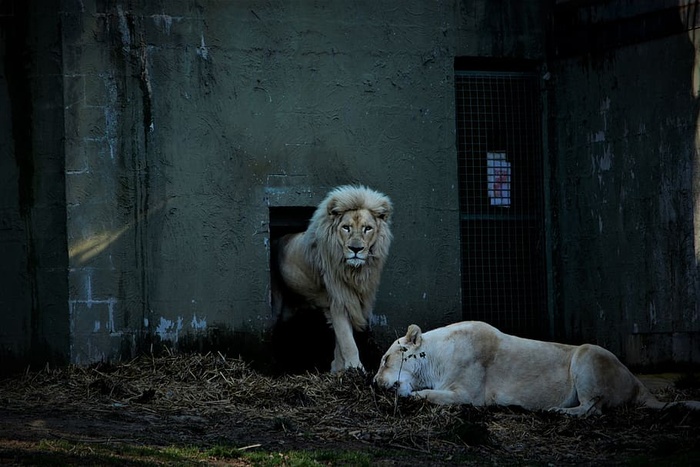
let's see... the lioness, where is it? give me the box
[275,185,393,373]
[374,321,700,416]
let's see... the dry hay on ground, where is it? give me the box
[0,352,699,465]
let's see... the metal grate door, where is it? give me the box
[455,69,547,338]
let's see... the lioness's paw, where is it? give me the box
[548,406,598,417]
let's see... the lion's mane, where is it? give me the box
[275,185,393,334]
[303,185,393,329]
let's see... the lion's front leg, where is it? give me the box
[331,342,347,373]
[328,305,363,373]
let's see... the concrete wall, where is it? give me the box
[56,0,484,367]
[0,1,70,371]
[57,0,547,368]
[7,0,700,372]
[548,0,700,367]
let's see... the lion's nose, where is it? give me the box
[349,246,363,254]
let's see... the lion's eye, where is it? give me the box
[341,225,351,232]
[363,226,373,234]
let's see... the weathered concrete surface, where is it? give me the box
[0,1,70,371]
[61,0,545,367]
[8,0,700,372]
[548,0,700,367]
[453,0,547,58]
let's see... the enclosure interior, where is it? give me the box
[455,63,548,339]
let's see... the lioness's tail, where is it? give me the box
[632,376,700,411]
[640,394,700,411]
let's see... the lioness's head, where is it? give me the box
[373,324,424,396]
[319,185,393,268]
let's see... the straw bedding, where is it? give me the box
[0,351,698,464]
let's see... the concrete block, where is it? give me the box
[65,170,115,208]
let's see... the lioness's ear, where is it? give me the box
[405,324,422,346]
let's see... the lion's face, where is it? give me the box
[337,209,379,267]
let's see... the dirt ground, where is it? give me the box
[0,353,699,466]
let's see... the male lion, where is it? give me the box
[274,185,393,373]
[374,321,700,416]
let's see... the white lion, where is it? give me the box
[374,321,700,416]
[275,185,393,373]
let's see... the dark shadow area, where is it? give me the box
[0,0,70,374]
[544,0,700,368]
[269,206,334,374]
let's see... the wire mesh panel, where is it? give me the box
[455,70,547,338]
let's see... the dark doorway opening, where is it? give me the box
[268,206,332,374]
